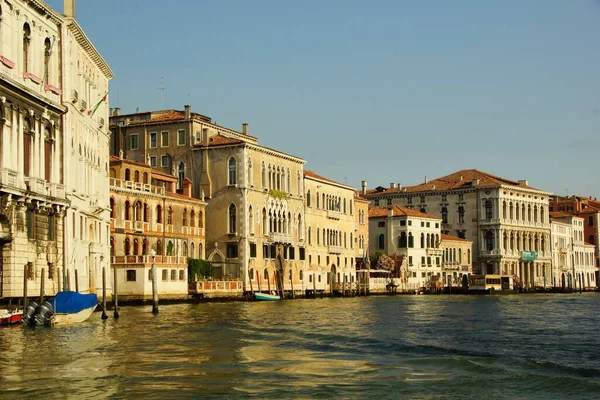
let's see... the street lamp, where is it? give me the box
[150,249,158,314]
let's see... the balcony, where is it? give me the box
[111,255,187,266]
[110,178,166,195]
[270,232,292,244]
[25,177,46,195]
[328,245,343,254]
[134,221,144,233]
[0,168,18,187]
[327,210,341,220]
[480,218,500,225]
[98,117,105,129]
[71,90,79,103]
[426,248,443,256]
[80,99,87,112]
[47,182,66,199]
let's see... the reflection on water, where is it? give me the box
[1,294,599,399]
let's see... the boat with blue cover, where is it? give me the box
[23,291,98,326]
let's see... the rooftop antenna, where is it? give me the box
[157,76,166,108]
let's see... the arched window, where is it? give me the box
[183,242,188,257]
[467,249,471,264]
[399,232,407,248]
[198,243,203,258]
[143,203,149,222]
[316,192,320,208]
[142,239,148,256]
[134,170,140,183]
[133,238,139,255]
[156,240,162,255]
[156,205,162,224]
[540,207,545,224]
[190,242,195,258]
[143,172,149,184]
[135,201,142,221]
[124,201,131,221]
[378,234,385,250]
[458,206,465,224]
[249,206,254,234]
[308,226,312,245]
[110,236,115,255]
[247,158,253,186]
[167,207,173,225]
[307,190,311,207]
[183,208,187,226]
[262,208,267,235]
[485,231,494,251]
[485,200,493,220]
[228,158,237,185]
[589,235,595,244]
[198,211,203,228]
[502,201,507,219]
[44,38,51,84]
[125,168,131,181]
[262,162,266,188]
[527,205,532,222]
[420,233,425,248]
[110,197,115,219]
[190,210,195,227]
[298,214,303,240]
[228,204,237,234]
[441,206,448,224]
[317,228,320,245]
[23,23,31,72]
[178,162,185,190]
[509,202,514,220]
[124,238,131,255]
[408,232,414,248]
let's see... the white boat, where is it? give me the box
[23,291,98,326]
[254,292,281,301]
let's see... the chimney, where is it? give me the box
[424,176,428,184]
[518,179,528,186]
[397,183,402,192]
[390,182,395,189]
[109,108,114,116]
[361,180,367,195]
[242,123,248,135]
[114,107,121,116]
[432,185,436,190]
[460,175,463,181]
[125,118,130,126]
[472,179,479,186]
[64,0,75,18]
[184,105,191,119]
[387,208,394,218]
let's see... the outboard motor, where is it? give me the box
[22,301,39,326]
[35,301,54,326]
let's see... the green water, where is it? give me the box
[1,294,599,399]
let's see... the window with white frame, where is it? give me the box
[161,131,169,147]
[161,155,169,167]
[149,132,157,148]
[149,156,157,167]
[228,157,237,185]
[177,129,186,146]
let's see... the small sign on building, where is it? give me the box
[521,251,538,261]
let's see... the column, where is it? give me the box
[11,108,17,170]
[38,119,44,179]
[17,112,23,177]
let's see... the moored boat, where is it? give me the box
[0,309,23,326]
[254,292,281,301]
[23,291,98,326]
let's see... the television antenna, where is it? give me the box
[157,76,166,108]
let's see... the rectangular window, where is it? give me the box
[126,270,136,281]
[458,194,464,201]
[400,220,406,226]
[26,210,34,239]
[427,256,431,265]
[435,223,439,228]
[289,247,295,260]
[270,245,276,259]
[378,221,385,227]
[263,244,269,259]
[171,269,177,281]
[374,200,380,206]
[48,214,54,240]
[162,269,168,281]
[161,131,169,147]
[408,220,412,226]
[179,270,185,281]
[436,257,440,265]
[150,156,157,167]
[226,243,238,258]
[299,248,305,260]
[161,155,169,167]
[149,132,157,148]
[387,199,392,205]
[407,197,413,204]
[421,256,425,265]
[426,222,430,228]
[283,247,288,259]
[250,243,257,258]
[148,269,153,281]
[441,194,447,202]
[420,196,425,203]
[178,130,186,146]
[130,134,139,150]
[421,222,425,227]
[408,256,413,265]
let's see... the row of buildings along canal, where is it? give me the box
[0,0,598,304]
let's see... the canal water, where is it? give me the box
[1,294,599,399]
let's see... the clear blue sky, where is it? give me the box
[48,0,600,197]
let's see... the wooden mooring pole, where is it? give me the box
[290,276,295,299]
[23,264,28,310]
[40,267,45,304]
[249,269,254,300]
[75,269,79,293]
[113,267,119,319]
[101,267,108,320]
[151,261,159,315]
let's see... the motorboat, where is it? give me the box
[0,309,23,326]
[254,292,281,301]
[23,291,98,326]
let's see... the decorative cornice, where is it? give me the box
[66,20,114,79]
